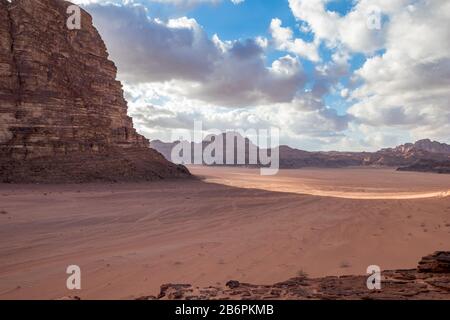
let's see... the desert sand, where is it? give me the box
[191,166,450,199]
[0,167,449,299]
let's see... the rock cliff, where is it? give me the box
[0,0,189,182]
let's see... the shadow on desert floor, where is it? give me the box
[0,168,449,299]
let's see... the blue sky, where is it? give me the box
[187,0,366,118]
[77,0,450,151]
[189,0,296,40]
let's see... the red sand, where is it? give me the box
[0,167,449,299]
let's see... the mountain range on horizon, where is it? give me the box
[151,136,450,174]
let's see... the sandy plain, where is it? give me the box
[0,166,449,299]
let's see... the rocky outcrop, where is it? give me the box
[392,139,450,155]
[0,0,189,182]
[397,159,450,174]
[418,252,450,273]
[139,252,450,300]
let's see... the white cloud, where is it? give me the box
[126,82,349,146]
[348,0,450,143]
[86,3,306,107]
[74,0,450,150]
[288,0,398,54]
[74,0,243,6]
[269,18,320,62]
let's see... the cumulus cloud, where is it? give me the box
[288,0,397,54]
[86,3,305,107]
[126,82,349,145]
[348,0,450,142]
[74,0,449,150]
[81,1,352,147]
[75,0,243,6]
[88,5,217,82]
[284,0,450,145]
[269,18,320,62]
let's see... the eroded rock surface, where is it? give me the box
[139,252,450,300]
[0,0,189,182]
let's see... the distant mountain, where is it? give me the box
[277,146,368,168]
[389,139,450,154]
[151,133,259,166]
[277,139,450,170]
[151,140,177,163]
[368,139,450,168]
[151,135,450,173]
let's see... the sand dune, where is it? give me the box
[0,167,449,299]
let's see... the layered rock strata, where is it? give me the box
[0,0,189,182]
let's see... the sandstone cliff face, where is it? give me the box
[0,0,189,182]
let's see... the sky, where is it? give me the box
[74,0,450,151]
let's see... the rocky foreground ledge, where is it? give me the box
[138,252,450,300]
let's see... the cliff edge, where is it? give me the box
[0,0,189,182]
